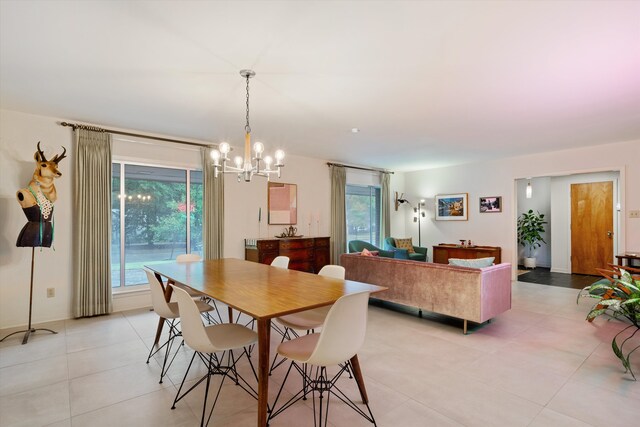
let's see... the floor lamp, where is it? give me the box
[413,199,426,247]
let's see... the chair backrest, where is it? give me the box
[348,240,375,253]
[144,268,177,319]
[271,256,290,269]
[383,237,396,250]
[318,265,345,280]
[170,284,218,353]
[176,253,202,262]
[305,291,371,367]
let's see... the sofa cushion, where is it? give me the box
[394,238,415,253]
[448,257,495,268]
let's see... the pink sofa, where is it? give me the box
[340,253,512,333]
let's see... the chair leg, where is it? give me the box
[269,360,377,426]
[146,318,181,384]
[172,351,198,409]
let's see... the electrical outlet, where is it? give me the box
[630,210,640,219]
[47,287,55,298]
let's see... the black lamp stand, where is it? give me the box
[413,200,426,247]
[0,248,58,345]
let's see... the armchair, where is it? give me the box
[384,237,428,261]
[347,240,398,258]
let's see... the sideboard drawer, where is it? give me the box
[245,237,332,273]
[280,239,314,250]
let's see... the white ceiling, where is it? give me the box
[1,1,639,171]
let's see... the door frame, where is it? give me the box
[511,166,626,281]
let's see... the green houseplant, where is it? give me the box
[517,209,547,268]
[577,269,640,380]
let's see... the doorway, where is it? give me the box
[515,171,620,288]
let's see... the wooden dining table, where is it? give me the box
[146,258,386,427]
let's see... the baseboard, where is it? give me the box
[551,267,570,274]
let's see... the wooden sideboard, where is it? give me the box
[432,244,502,264]
[245,237,330,273]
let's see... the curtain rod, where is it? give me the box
[326,162,393,174]
[59,121,214,148]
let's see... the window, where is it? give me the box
[346,185,381,247]
[111,162,202,289]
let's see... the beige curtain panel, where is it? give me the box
[202,148,224,259]
[330,165,346,263]
[73,129,113,317]
[380,172,391,243]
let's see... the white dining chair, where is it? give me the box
[175,253,223,324]
[271,256,290,269]
[268,291,376,426]
[269,265,345,374]
[169,285,258,427]
[144,268,214,384]
[176,253,202,262]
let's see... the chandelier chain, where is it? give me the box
[245,75,251,134]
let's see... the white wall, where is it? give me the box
[403,139,640,273]
[0,110,74,328]
[549,171,620,274]
[517,177,551,268]
[223,156,332,259]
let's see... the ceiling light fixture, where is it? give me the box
[210,70,284,182]
[526,179,532,199]
[351,128,360,133]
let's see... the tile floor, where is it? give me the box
[0,281,638,427]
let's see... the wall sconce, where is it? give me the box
[395,192,410,211]
[526,179,532,199]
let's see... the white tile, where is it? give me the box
[67,338,150,379]
[462,352,570,405]
[69,362,168,416]
[0,354,68,397]
[0,381,70,427]
[65,319,140,353]
[43,419,71,427]
[409,368,543,427]
[548,380,640,426]
[529,408,594,427]
[71,388,197,427]
[0,330,66,369]
[570,353,640,399]
[377,399,464,427]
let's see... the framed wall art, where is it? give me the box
[479,196,502,213]
[268,182,297,224]
[435,193,468,221]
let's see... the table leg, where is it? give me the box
[153,274,174,347]
[257,318,271,427]
[349,354,369,404]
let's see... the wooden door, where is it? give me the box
[571,181,614,275]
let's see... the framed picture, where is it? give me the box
[479,196,502,213]
[435,193,468,221]
[268,182,297,224]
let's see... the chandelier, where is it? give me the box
[210,69,285,182]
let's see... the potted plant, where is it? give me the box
[577,269,640,380]
[517,209,547,269]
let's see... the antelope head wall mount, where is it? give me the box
[17,141,67,206]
